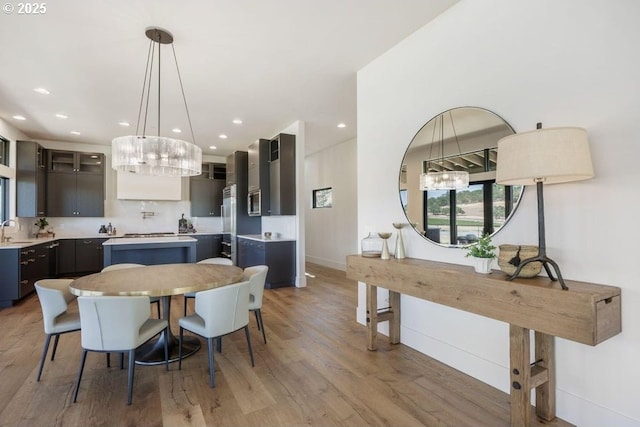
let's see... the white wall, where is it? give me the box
[305,138,358,270]
[357,1,640,426]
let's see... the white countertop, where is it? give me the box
[103,236,197,245]
[238,234,296,243]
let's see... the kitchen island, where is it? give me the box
[103,236,197,266]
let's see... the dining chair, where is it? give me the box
[102,263,161,318]
[73,296,169,405]
[183,257,234,315]
[34,279,80,381]
[244,265,269,344]
[178,280,254,388]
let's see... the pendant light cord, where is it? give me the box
[171,43,196,144]
[136,39,154,137]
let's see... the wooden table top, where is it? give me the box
[70,263,244,297]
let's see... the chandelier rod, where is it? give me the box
[171,43,197,144]
[136,39,153,137]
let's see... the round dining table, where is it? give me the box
[70,263,244,365]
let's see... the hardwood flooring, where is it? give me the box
[0,263,573,427]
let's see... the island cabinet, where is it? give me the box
[190,163,226,217]
[346,255,622,427]
[47,149,104,217]
[0,242,55,307]
[16,140,47,217]
[193,234,223,262]
[58,238,107,276]
[237,237,296,288]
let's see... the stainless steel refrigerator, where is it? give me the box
[222,184,237,263]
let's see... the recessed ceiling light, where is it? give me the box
[172,128,182,133]
[232,119,243,125]
[13,115,26,121]
[118,121,130,127]
[55,113,68,119]
[218,134,227,139]
[337,123,346,128]
[33,87,50,95]
[209,145,217,150]
[70,131,81,135]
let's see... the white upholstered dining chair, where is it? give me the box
[102,263,161,318]
[73,296,169,405]
[178,280,254,388]
[183,257,234,315]
[244,265,269,344]
[34,279,80,381]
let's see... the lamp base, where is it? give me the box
[505,254,568,290]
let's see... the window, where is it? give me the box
[312,187,333,208]
[424,181,522,245]
[0,136,7,166]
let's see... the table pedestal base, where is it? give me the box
[135,295,201,365]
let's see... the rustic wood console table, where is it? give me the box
[346,255,621,427]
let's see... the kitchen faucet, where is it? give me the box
[1,219,17,243]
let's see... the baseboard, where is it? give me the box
[305,255,346,271]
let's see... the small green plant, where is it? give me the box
[35,217,49,230]
[465,234,496,259]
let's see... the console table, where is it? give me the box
[346,255,621,427]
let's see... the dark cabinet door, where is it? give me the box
[195,235,214,262]
[190,179,225,217]
[58,239,76,276]
[16,140,47,217]
[75,238,105,273]
[76,173,104,217]
[212,234,222,258]
[47,172,77,217]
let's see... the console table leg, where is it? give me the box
[366,284,378,351]
[389,291,401,344]
[509,324,531,427]
[535,331,556,421]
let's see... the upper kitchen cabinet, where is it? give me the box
[248,139,271,216]
[268,133,296,215]
[16,140,47,217]
[190,163,226,217]
[47,150,105,217]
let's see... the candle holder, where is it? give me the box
[392,222,406,259]
[378,232,392,260]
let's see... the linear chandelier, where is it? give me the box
[112,27,202,177]
[419,110,469,191]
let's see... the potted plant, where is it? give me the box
[465,234,496,274]
[34,217,49,236]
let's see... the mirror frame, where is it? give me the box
[399,106,524,247]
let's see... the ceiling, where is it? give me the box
[0,0,457,157]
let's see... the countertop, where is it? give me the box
[103,236,197,245]
[0,232,222,250]
[238,234,296,243]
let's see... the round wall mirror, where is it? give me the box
[399,107,524,247]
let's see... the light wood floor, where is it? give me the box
[0,263,572,427]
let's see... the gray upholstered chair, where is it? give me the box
[183,257,234,315]
[34,279,81,381]
[102,263,161,318]
[73,296,169,405]
[178,280,254,387]
[243,265,269,344]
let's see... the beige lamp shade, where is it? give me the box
[496,127,594,186]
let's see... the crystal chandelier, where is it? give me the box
[112,27,202,177]
[419,110,469,191]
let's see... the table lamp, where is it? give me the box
[496,123,594,290]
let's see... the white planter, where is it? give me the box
[473,257,493,274]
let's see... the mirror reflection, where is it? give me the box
[399,107,523,246]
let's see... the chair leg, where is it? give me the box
[36,334,53,381]
[51,334,60,361]
[254,310,260,330]
[217,336,222,353]
[244,326,255,367]
[106,352,111,368]
[126,350,135,405]
[120,352,125,370]
[164,326,169,371]
[73,350,88,403]
[207,337,216,388]
[256,309,267,344]
[178,327,184,370]
[183,297,189,316]
[155,299,161,319]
